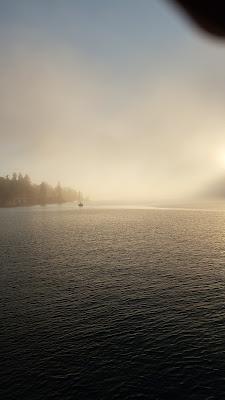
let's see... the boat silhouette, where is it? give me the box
[78,191,84,207]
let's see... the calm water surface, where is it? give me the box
[1,205,225,399]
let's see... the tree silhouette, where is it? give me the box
[55,182,64,204]
[0,173,81,207]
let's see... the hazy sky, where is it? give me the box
[1,0,225,201]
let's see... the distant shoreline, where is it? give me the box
[0,201,74,208]
[0,173,83,208]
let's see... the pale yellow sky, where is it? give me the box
[1,1,225,201]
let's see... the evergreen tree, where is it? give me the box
[0,173,82,207]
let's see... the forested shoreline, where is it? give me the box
[0,173,82,207]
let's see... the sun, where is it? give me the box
[217,151,225,169]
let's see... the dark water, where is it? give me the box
[1,205,225,399]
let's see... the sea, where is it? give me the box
[1,203,225,399]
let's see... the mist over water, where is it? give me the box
[1,0,225,201]
[1,204,225,399]
[2,1,225,400]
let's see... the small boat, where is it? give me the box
[78,192,84,207]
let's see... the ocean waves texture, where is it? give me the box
[1,206,225,399]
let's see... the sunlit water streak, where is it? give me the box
[1,204,225,399]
